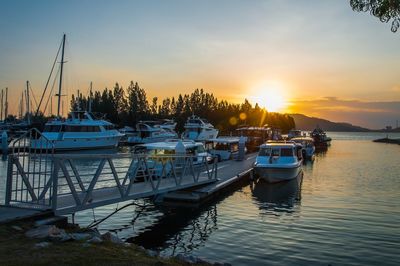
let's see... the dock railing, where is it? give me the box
[5,131,218,214]
[5,128,55,210]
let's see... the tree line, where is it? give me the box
[70,81,295,134]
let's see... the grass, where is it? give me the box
[0,221,203,266]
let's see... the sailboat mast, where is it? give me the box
[0,89,3,121]
[4,87,8,119]
[57,34,66,117]
[20,91,24,119]
[88,81,92,112]
[26,81,31,125]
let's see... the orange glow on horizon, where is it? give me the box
[247,81,289,112]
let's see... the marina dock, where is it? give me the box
[163,153,256,204]
[2,150,257,222]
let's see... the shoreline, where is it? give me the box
[0,219,223,266]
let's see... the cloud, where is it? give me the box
[288,97,400,129]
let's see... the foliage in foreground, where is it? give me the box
[350,0,400,32]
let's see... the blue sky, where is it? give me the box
[0,0,399,128]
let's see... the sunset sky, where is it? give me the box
[0,0,399,129]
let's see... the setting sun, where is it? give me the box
[248,82,288,112]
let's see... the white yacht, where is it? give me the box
[254,142,303,183]
[182,115,219,141]
[158,119,177,132]
[127,121,178,144]
[291,137,315,160]
[30,111,123,151]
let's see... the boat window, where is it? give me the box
[258,148,271,156]
[188,119,201,124]
[231,143,238,152]
[215,143,229,150]
[281,148,294,157]
[44,125,61,132]
[105,125,115,130]
[138,124,148,131]
[272,148,280,156]
[91,126,101,132]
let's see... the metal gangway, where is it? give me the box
[5,129,218,215]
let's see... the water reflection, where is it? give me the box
[250,173,303,214]
[128,204,218,256]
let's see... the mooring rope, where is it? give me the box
[86,201,147,229]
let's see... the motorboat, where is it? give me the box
[127,121,178,144]
[291,136,315,160]
[118,126,135,142]
[236,125,282,152]
[30,111,124,151]
[158,119,177,132]
[311,126,331,147]
[182,115,219,141]
[207,136,246,161]
[253,142,303,183]
[287,129,302,139]
[133,140,213,176]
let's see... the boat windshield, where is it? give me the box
[188,119,202,124]
[215,143,230,150]
[44,125,61,132]
[258,148,271,156]
[281,148,294,157]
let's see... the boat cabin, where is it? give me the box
[207,137,246,161]
[134,140,212,164]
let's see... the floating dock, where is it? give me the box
[163,153,257,204]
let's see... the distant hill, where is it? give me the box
[289,113,371,132]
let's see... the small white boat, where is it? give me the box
[127,121,178,144]
[254,142,303,183]
[291,137,315,159]
[207,136,246,161]
[134,140,212,176]
[182,115,219,141]
[134,139,212,164]
[30,111,123,151]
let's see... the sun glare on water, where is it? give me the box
[248,82,288,112]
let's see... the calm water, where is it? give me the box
[0,132,399,265]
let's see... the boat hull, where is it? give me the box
[30,135,122,151]
[254,165,302,183]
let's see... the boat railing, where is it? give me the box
[5,148,218,214]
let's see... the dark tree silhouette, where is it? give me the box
[350,0,400,32]
[71,81,296,133]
